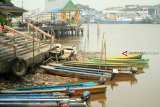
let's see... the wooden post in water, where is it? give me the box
[97,22,100,40]
[98,33,105,72]
[87,23,90,51]
[32,27,35,74]
[83,39,86,62]
[104,41,107,71]
[87,22,89,40]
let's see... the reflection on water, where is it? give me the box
[55,24,160,107]
[107,74,138,90]
[69,74,139,107]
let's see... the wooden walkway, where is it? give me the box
[40,25,84,38]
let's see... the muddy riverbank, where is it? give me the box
[0,68,71,90]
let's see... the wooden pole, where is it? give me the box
[50,27,54,49]
[32,27,35,74]
[104,41,107,71]
[83,39,86,62]
[87,23,90,51]
[97,22,100,40]
[87,22,89,40]
[98,33,105,72]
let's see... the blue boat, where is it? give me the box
[0,92,68,99]
[0,98,87,107]
[0,91,91,107]
[40,65,112,80]
[0,82,106,95]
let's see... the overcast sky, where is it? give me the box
[12,0,160,11]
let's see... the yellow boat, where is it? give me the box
[93,54,142,59]
[64,60,147,69]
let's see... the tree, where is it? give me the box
[0,15,7,25]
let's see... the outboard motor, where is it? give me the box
[81,91,90,102]
[99,77,106,85]
[111,69,119,80]
[58,100,69,107]
[66,87,75,97]
[131,66,138,73]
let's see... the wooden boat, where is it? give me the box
[49,63,133,76]
[63,61,148,69]
[40,65,112,80]
[92,54,142,59]
[63,62,135,71]
[0,93,69,99]
[0,82,106,95]
[89,58,149,64]
[0,98,87,107]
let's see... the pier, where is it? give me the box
[40,25,84,38]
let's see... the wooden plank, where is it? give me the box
[28,23,52,39]
[4,25,39,44]
[0,40,17,57]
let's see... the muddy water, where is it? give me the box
[56,24,160,107]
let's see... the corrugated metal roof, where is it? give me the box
[0,1,27,13]
[48,8,62,13]
[0,6,27,12]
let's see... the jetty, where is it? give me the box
[40,25,83,38]
[0,23,56,76]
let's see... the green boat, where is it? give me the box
[63,61,148,69]
[89,58,149,64]
[92,54,143,59]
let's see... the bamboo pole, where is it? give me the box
[104,41,107,71]
[98,33,105,72]
[87,22,89,40]
[32,27,35,74]
[83,39,86,62]
[97,22,100,40]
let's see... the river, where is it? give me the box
[56,24,160,107]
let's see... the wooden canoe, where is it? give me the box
[0,98,87,107]
[40,65,112,80]
[0,93,69,99]
[89,58,149,64]
[92,54,143,59]
[49,63,133,76]
[64,61,148,69]
[0,82,106,95]
[62,62,135,71]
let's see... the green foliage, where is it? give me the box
[1,0,6,3]
[0,15,7,24]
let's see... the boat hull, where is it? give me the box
[0,93,68,99]
[89,59,149,64]
[0,98,87,107]
[0,82,106,95]
[94,54,142,59]
[41,65,111,80]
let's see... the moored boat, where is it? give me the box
[0,93,68,99]
[63,60,148,69]
[92,54,142,59]
[89,58,149,64]
[49,63,133,76]
[41,65,112,80]
[0,98,87,107]
[0,82,106,95]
